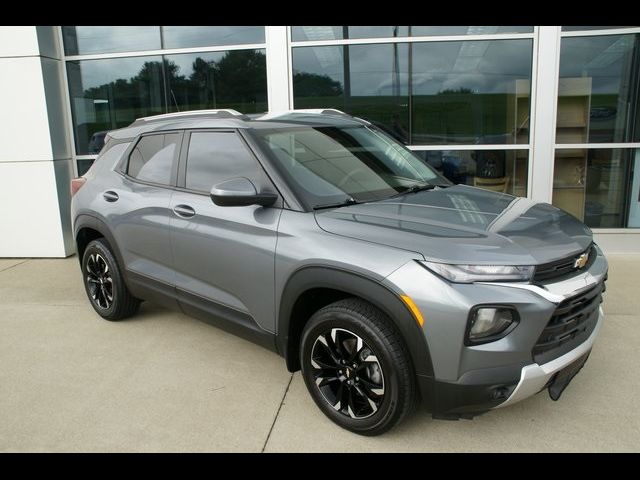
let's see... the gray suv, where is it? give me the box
[71,109,608,435]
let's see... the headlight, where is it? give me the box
[420,261,534,283]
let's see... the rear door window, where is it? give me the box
[128,133,181,185]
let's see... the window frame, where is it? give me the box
[119,130,184,189]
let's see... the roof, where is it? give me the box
[107,109,370,141]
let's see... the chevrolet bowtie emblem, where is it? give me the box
[574,252,589,269]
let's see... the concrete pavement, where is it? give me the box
[0,255,638,452]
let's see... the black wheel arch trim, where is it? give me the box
[74,214,127,279]
[277,265,435,382]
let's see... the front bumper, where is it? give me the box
[384,247,608,417]
[495,306,603,408]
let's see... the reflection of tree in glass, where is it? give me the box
[293,72,344,97]
[437,87,475,95]
[83,50,268,121]
[168,50,267,111]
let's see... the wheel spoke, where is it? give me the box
[310,327,385,420]
[315,375,340,388]
[332,383,344,411]
[358,378,385,396]
[86,255,99,276]
[311,357,339,370]
[353,384,378,414]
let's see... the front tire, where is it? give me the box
[82,238,140,321]
[300,298,415,436]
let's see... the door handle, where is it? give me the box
[173,204,196,218]
[103,191,119,202]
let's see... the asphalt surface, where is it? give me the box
[0,255,638,452]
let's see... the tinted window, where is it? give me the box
[62,26,161,55]
[292,39,533,146]
[186,132,262,192]
[164,50,267,113]
[162,26,265,49]
[128,133,181,185]
[557,34,640,143]
[291,26,533,42]
[66,56,165,155]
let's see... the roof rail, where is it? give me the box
[134,109,248,123]
[292,108,349,116]
[255,108,369,121]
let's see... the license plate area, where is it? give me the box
[547,350,591,401]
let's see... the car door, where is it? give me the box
[169,129,283,333]
[109,131,181,307]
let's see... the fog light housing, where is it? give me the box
[466,306,518,345]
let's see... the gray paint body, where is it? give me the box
[71,112,608,414]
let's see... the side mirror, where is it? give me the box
[210,177,278,207]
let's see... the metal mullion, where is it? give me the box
[561,28,640,37]
[555,143,640,149]
[63,42,267,62]
[57,25,79,177]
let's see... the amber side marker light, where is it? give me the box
[400,295,425,327]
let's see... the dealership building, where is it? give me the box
[0,25,639,257]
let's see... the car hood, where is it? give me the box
[314,185,593,265]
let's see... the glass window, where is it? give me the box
[254,124,446,208]
[411,40,533,145]
[162,26,265,49]
[77,159,94,176]
[562,26,638,31]
[128,133,181,185]
[292,44,411,144]
[62,26,161,55]
[552,148,637,227]
[164,50,267,113]
[413,149,528,197]
[66,56,166,155]
[557,34,640,143]
[291,26,533,42]
[185,132,262,192]
[292,40,533,146]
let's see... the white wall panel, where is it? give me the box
[0,57,53,162]
[0,26,39,57]
[0,161,67,257]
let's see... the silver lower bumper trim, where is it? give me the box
[494,306,604,409]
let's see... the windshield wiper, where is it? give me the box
[387,182,450,199]
[312,197,361,210]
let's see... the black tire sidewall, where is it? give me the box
[300,308,405,435]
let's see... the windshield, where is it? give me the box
[254,124,449,209]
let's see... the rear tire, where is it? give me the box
[82,238,140,321]
[300,298,415,436]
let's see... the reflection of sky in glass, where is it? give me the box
[163,26,264,48]
[293,40,531,97]
[63,26,161,55]
[292,26,533,41]
[560,35,638,94]
[63,26,265,55]
[77,56,163,90]
[411,40,532,95]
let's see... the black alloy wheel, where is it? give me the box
[82,238,140,320]
[85,252,113,309]
[300,298,415,436]
[310,328,385,419]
